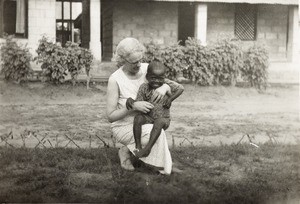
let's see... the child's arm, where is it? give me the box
[163,79,184,109]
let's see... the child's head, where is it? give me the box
[146,60,166,89]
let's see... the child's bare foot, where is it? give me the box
[134,147,151,158]
[133,147,142,157]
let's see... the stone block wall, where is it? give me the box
[0,0,56,54]
[27,0,56,55]
[207,3,235,40]
[207,3,289,61]
[112,0,178,52]
[257,5,288,61]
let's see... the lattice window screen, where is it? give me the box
[235,4,257,41]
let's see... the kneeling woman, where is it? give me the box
[106,38,172,174]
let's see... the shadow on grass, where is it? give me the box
[0,144,299,203]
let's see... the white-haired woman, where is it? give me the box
[106,38,172,174]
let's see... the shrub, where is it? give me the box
[65,42,93,85]
[143,38,268,88]
[210,38,244,86]
[182,37,213,85]
[35,36,93,85]
[143,41,162,63]
[0,35,32,83]
[143,41,186,80]
[242,44,269,90]
[35,36,68,84]
[161,43,186,80]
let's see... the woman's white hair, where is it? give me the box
[112,37,145,67]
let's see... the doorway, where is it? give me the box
[178,3,195,45]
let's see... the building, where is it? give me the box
[0,0,299,81]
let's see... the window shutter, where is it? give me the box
[235,4,257,41]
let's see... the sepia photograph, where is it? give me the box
[0,0,299,203]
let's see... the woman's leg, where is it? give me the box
[112,126,136,171]
[118,146,134,171]
[112,123,172,174]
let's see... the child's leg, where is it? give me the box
[135,118,170,158]
[133,114,147,150]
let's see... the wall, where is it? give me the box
[27,0,56,55]
[207,3,289,61]
[0,0,56,70]
[112,0,178,52]
[257,5,288,61]
[207,3,235,41]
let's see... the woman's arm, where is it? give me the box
[106,77,133,123]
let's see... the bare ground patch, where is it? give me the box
[0,81,299,148]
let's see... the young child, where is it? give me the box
[126,60,184,158]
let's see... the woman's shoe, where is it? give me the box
[118,146,134,171]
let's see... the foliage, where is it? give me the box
[35,36,68,84]
[0,35,32,83]
[143,37,245,86]
[182,37,213,85]
[210,38,244,86]
[143,41,186,80]
[143,41,162,63]
[143,37,268,88]
[242,44,269,90]
[161,43,187,80]
[65,42,93,85]
[35,36,93,84]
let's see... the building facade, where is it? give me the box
[0,0,299,64]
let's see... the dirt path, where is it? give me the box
[0,81,299,147]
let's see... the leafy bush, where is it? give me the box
[210,38,244,86]
[161,44,186,80]
[143,41,162,63]
[143,38,268,88]
[35,36,93,84]
[242,44,269,90]
[0,35,32,83]
[143,42,186,80]
[35,36,68,84]
[182,38,213,85]
[65,42,93,85]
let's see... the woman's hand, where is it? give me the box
[151,84,171,103]
[132,101,154,113]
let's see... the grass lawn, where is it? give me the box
[0,144,299,203]
[0,81,299,203]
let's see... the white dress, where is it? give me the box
[110,63,172,174]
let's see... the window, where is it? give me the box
[235,4,257,41]
[56,0,82,46]
[0,0,28,38]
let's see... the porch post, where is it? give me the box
[287,6,299,63]
[89,0,101,61]
[195,3,208,46]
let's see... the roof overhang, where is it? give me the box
[140,0,299,5]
